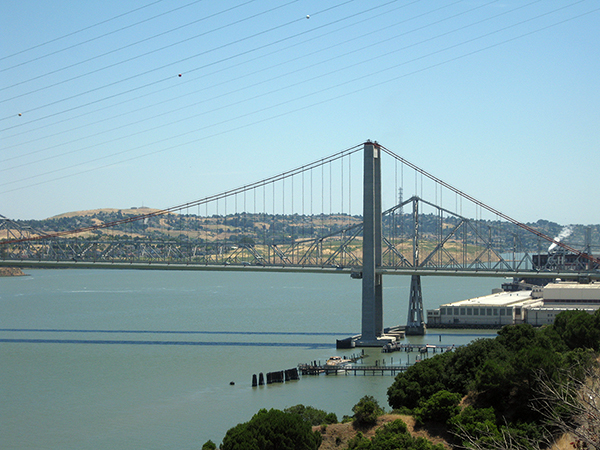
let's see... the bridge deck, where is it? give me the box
[2,259,596,279]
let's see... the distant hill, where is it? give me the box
[5,208,600,255]
[49,207,162,219]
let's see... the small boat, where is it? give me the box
[325,356,351,373]
[326,356,351,365]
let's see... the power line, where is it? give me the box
[2,0,409,154]
[0,0,258,90]
[0,0,305,108]
[0,0,210,71]
[2,2,597,196]
[0,0,167,62]
[2,0,587,177]
[1,0,402,136]
[3,0,467,167]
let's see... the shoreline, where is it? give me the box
[0,267,27,277]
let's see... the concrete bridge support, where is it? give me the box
[406,274,426,335]
[406,197,426,335]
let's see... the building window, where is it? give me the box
[500,309,505,316]
[493,308,498,316]
[487,308,492,316]
[467,308,472,315]
[440,308,446,315]
[473,308,479,316]
[460,308,465,316]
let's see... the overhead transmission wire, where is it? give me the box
[0,0,430,153]
[3,1,358,110]
[0,0,311,113]
[4,4,598,198]
[0,0,258,90]
[3,3,597,194]
[2,4,597,196]
[7,19,529,174]
[0,0,550,148]
[1,0,390,130]
[3,0,591,137]
[1,0,555,172]
[0,0,167,63]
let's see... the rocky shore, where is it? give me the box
[0,267,27,277]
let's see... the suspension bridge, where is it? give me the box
[2,141,599,346]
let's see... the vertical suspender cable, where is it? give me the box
[272,180,275,256]
[329,162,332,216]
[340,156,344,219]
[310,166,314,256]
[290,174,294,263]
[348,152,351,219]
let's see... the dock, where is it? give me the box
[298,362,409,376]
[298,343,461,377]
[253,344,462,385]
[381,342,459,354]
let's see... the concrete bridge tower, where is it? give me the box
[357,142,396,346]
[357,141,425,345]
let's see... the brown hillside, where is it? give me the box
[49,207,164,220]
[315,414,451,450]
[315,414,573,450]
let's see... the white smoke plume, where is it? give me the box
[548,225,573,253]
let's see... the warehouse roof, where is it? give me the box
[544,281,600,290]
[441,290,533,308]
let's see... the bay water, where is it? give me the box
[0,269,500,449]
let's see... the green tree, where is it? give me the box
[352,395,384,427]
[449,406,500,447]
[201,440,217,450]
[553,310,600,351]
[413,390,462,425]
[495,323,538,352]
[283,404,337,426]
[387,351,454,410]
[220,408,322,450]
[451,337,511,395]
[347,419,445,450]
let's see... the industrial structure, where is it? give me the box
[427,280,600,328]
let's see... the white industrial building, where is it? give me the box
[427,281,600,328]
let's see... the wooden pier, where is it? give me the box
[298,344,462,377]
[381,342,459,354]
[255,344,462,385]
[298,362,408,376]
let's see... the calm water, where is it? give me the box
[0,269,500,449]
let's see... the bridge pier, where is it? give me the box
[406,275,426,335]
[406,198,426,335]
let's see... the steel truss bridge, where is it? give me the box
[2,142,599,345]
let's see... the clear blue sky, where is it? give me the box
[1,1,598,224]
